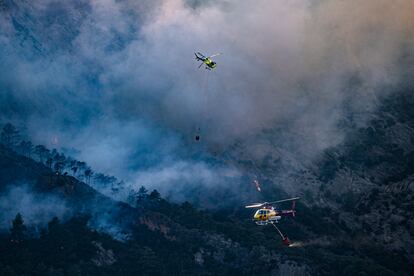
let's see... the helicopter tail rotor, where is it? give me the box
[292,200,297,217]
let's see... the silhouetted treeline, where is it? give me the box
[0,122,163,205]
[0,123,127,195]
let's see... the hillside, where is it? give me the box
[0,144,413,275]
[0,144,137,238]
[220,89,414,262]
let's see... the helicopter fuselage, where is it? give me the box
[253,207,295,225]
[203,58,216,69]
[195,53,217,69]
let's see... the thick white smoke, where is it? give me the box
[0,0,413,202]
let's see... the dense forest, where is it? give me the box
[0,125,413,275]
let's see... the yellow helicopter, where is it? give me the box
[195,52,222,70]
[245,197,300,246]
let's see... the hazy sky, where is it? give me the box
[1,0,413,202]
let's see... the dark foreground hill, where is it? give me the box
[0,145,413,275]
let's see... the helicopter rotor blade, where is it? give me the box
[267,197,300,205]
[245,197,299,208]
[245,203,265,208]
[198,62,204,69]
[208,53,222,58]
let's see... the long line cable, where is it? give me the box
[271,223,285,240]
[195,68,211,141]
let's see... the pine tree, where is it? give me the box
[68,159,78,176]
[137,186,149,202]
[10,213,26,243]
[137,247,162,275]
[149,189,161,201]
[34,145,49,162]
[76,161,87,179]
[53,153,66,174]
[128,186,150,207]
[84,168,93,184]
[17,141,33,157]
[46,157,53,169]
[1,123,20,148]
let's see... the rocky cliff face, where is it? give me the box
[0,0,89,54]
[219,89,414,263]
